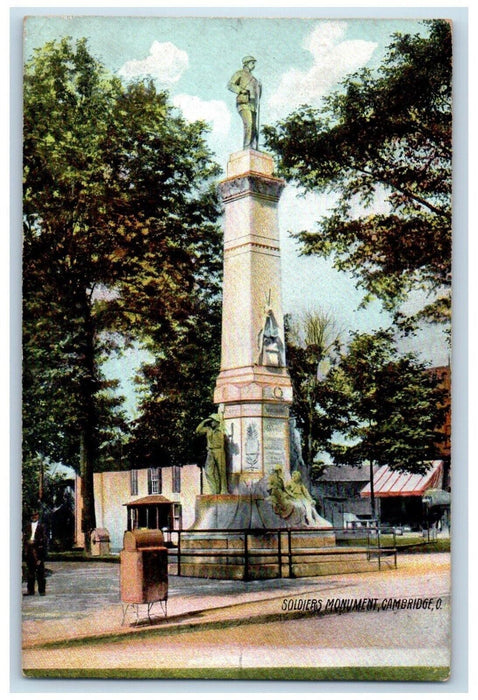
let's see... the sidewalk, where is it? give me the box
[22,552,450,650]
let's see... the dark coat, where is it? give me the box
[23,521,48,563]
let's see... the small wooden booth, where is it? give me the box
[124,495,175,532]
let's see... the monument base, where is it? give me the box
[190,493,333,530]
[171,495,385,580]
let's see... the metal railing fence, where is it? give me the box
[160,526,398,580]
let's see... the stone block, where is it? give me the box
[227,149,275,178]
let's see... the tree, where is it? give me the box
[128,282,222,469]
[285,310,342,473]
[326,330,447,518]
[263,20,452,328]
[23,38,222,547]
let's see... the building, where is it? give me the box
[360,460,447,530]
[311,364,451,530]
[312,464,378,528]
[428,364,451,490]
[312,460,447,531]
[75,464,201,552]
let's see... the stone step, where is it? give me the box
[175,556,383,580]
[172,545,393,580]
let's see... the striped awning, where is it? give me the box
[360,461,443,498]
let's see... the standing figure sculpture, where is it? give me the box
[196,413,228,495]
[228,55,262,150]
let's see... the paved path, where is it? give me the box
[21,552,451,676]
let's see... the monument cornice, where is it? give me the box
[224,240,280,254]
[219,172,285,203]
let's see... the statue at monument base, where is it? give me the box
[191,421,331,529]
[267,466,326,527]
[195,414,228,495]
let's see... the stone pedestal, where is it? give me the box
[188,150,334,575]
[214,149,293,493]
[191,493,333,530]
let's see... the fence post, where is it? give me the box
[243,530,249,581]
[177,530,181,577]
[287,529,293,578]
[277,530,282,578]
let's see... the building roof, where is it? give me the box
[360,461,443,498]
[315,464,378,483]
[123,495,173,507]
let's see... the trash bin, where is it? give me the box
[120,529,168,612]
[91,528,110,556]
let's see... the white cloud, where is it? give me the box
[269,22,377,118]
[173,94,231,139]
[118,41,188,84]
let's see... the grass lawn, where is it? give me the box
[24,666,450,681]
[339,535,450,553]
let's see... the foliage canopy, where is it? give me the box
[263,20,452,328]
[286,313,448,517]
[23,38,222,533]
[326,330,447,472]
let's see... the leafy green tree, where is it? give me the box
[128,294,222,468]
[264,20,451,328]
[285,310,343,473]
[326,330,447,518]
[23,38,221,547]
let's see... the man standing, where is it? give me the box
[228,56,262,150]
[23,510,48,596]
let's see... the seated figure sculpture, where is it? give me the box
[267,465,294,519]
[268,466,323,526]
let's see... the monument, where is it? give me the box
[179,57,377,579]
[190,55,328,531]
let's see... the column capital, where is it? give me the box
[219,173,285,203]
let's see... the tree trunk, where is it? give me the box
[79,291,98,553]
[80,432,96,553]
[369,458,376,521]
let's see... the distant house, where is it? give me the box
[75,464,201,552]
[312,464,378,528]
[312,460,447,531]
[311,365,451,531]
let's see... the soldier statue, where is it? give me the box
[196,413,228,495]
[228,55,262,150]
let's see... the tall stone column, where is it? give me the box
[214,149,293,494]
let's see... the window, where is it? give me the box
[171,503,182,530]
[148,467,162,495]
[130,469,138,496]
[172,465,181,493]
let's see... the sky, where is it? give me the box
[22,14,452,411]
